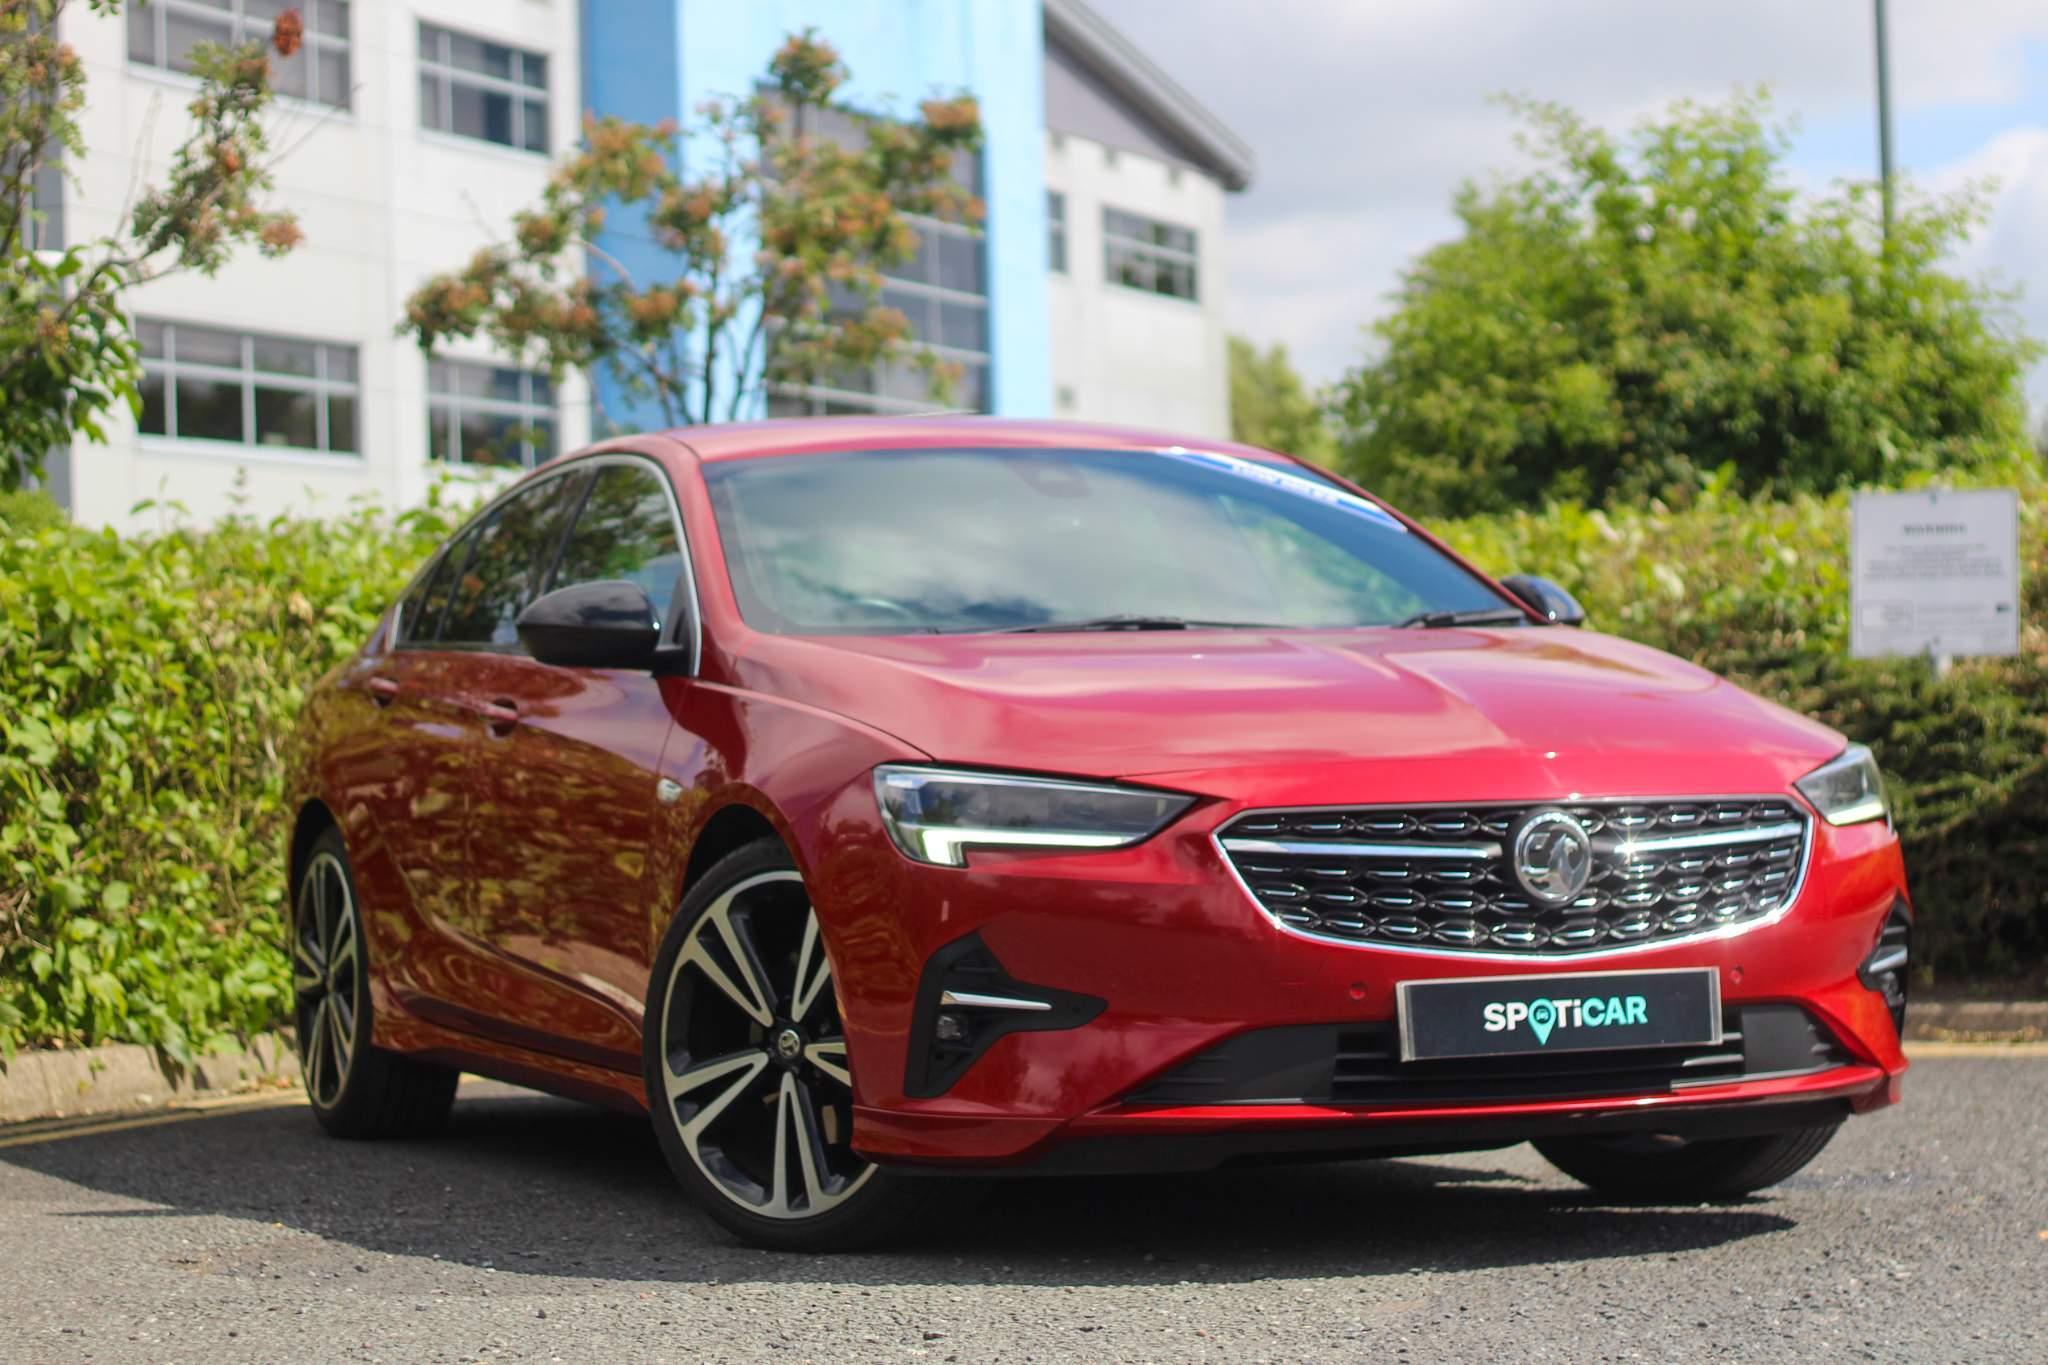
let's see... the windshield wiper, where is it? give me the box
[996,614,1276,634]
[1395,607,1532,629]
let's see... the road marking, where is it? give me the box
[0,1092,307,1149]
[1906,1040,2048,1058]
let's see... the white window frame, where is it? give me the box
[428,357,558,470]
[1103,206,1200,303]
[417,22,551,154]
[138,320,360,456]
[128,0,353,111]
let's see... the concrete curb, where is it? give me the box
[0,1034,300,1125]
[1906,999,2048,1043]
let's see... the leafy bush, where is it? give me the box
[1332,92,2043,517]
[1437,476,2048,978]
[0,478,2040,1060]
[0,489,454,1060]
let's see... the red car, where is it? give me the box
[286,418,1910,1250]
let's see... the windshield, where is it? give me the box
[701,447,1517,634]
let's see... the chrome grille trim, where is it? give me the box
[1214,796,1814,960]
[1219,838,1501,861]
[1605,821,1806,855]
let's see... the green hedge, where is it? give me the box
[0,490,455,1061]
[0,480,2041,1059]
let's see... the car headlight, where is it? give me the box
[873,765,1194,867]
[1794,744,1889,826]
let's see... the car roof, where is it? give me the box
[649,415,1301,465]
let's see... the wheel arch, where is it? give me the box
[288,799,340,913]
[680,799,789,903]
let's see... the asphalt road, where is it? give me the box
[1,1054,2042,1364]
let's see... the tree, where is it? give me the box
[1228,334,1335,464]
[402,31,983,429]
[1331,92,2041,517]
[1,0,302,492]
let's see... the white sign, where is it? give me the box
[1850,488,2020,660]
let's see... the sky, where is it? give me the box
[1091,0,2048,406]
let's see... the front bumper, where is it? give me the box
[808,783,1910,1171]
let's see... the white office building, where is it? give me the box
[1042,0,1253,442]
[37,1,1250,530]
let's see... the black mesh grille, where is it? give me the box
[1219,799,1809,955]
[1126,1004,1851,1108]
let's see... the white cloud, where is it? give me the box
[1092,0,2048,395]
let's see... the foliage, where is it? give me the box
[0,489,454,1061]
[401,29,984,428]
[1228,334,1335,463]
[2,479,2041,1058]
[1435,473,2048,979]
[0,0,303,491]
[1332,91,2042,517]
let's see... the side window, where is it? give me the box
[550,464,686,629]
[441,473,585,646]
[407,536,472,645]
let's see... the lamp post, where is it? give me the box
[1875,0,1895,247]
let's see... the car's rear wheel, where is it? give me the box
[293,827,458,1138]
[1534,1124,1840,1201]
[645,838,953,1251]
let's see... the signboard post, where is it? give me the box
[1850,488,2021,671]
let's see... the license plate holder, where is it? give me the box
[1396,967,1722,1063]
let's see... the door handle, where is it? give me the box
[477,698,523,735]
[367,675,401,707]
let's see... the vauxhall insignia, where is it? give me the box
[1512,810,1594,905]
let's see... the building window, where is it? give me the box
[128,0,352,110]
[1048,191,1067,273]
[27,147,62,253]
[428,358,557,469]
[136,320,360,454]
[764,100,989,417]
[1104,207,1198,302]
[418,23,550,153]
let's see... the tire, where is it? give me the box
[643,837,959,1251]
[1534,1123,1840,1202]
[292,826,459,1139]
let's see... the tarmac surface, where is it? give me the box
[0,1052,2041,1363]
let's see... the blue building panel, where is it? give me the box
[583,0,1051,431]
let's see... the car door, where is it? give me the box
[459,457,696,1068]
[329,518,497,1023]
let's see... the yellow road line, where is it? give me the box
[0,1092,307,1149]
[1906,1040,2048,1058]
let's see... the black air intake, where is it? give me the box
[1859,896,1912,1036]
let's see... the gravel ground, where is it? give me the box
[0,1057,2042,1363]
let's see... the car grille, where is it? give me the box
[1217,798,1809,955]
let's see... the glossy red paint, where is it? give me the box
[287,416,1909,1174]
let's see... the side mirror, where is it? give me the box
[517,580,661,668]
[1500,574,1587,628]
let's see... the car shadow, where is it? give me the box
[2,1084,1795,1287]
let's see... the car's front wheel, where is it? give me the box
[644,838,953,1251]
[1534,1124,1840,1202]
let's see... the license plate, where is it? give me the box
[1396,968,1721,1062]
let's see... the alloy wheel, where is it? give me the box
[657,871,873,1220]
[293,850,360,1109]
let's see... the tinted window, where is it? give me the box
[702,448,1511,634]
[551,464,686,629]
[440,474,583,646]
[408,537,470,644]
